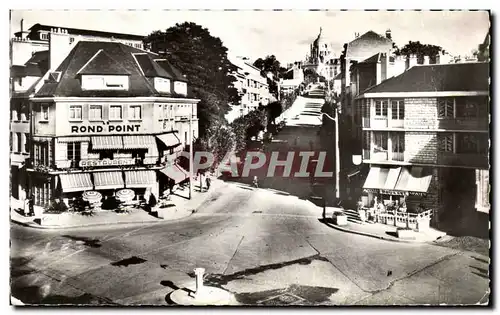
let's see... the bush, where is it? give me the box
[44,200,68,214]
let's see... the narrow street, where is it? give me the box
[10,91,489,305]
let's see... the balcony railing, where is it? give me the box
[437,152,489,168]
[363,150,404,162]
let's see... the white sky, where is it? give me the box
[10,10,489,64]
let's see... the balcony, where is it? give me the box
[437,118,488,131]
[362,150,405,162]
[363,117,404,129]
[437,152,489,169]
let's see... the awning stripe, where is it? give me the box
[159,164,189,184]
[93,172,124,190]
[57,136,91,143]
[123,135,156,149]
[124,170,156,188]
[59,173,93,193]
[363,167,401,190]
[91,136,124,150]
[156,133,181,147]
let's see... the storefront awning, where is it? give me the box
[159,164,189,184]
[123,135,156,149]
[91,136,124,150]
[394,167,433,194]
[124,170,156,188]
[57,136,91,143]
[59,173,93,193]
[93,171,124,190]
[156,133,181,148]
[363,167,401,191]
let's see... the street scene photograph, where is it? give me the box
[8,9,490,306]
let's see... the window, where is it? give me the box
[67,142,81,162]
[362,131,371,151]
[391,132,404,153]
[391,100,404,120]
[109,105,123,120]
[439,133,454,152]
[69,105,82,120]
[374,132,388,152]
[375,100,388,117]
[24,133,29,153]
[456,97,478,118]
[438,98,454,118]
[10,133,15,152]
[155,77,171,93]
[82,75,128,90]
[41,104,49,121]
[174,81,187,95]
[40,33,49,40]
[16,133,22,153]
[89,105,102,120]
[457,134,489,155]
[129,105,142,120]
[69,37,75,44]
[185,131,188,144]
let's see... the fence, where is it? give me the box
[374,209,433,229]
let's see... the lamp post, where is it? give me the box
[324,84,340,201]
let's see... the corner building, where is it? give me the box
[29,40,199,207]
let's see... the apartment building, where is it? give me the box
[356,62,489,228]
[24,30,199,208]
[226,56,270,123]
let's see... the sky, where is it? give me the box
[10,10,490,65]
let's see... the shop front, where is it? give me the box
[362,166,434,213]
[158,164,189,197]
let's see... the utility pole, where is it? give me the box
[188,103,193,200]
[325,79,340,201]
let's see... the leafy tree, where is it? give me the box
[231,109,267,153]
[144,22,241,139]
[394,41,443,64]
[253,55,288,98]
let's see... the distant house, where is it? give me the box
[356,62,489,229]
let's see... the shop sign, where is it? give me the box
[71,124,141,134]
[363,188,427,197]
[79,158,136,167]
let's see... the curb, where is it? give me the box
[10,210,194,230]
[323,220,431,244]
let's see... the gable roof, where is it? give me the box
[11,50,49,78]
[34,41,190,98]
[360,62,489,95]
[24,23,145,41]
[346,31,393,60]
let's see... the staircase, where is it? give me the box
[306,86,326,98]
[339,209,367,225]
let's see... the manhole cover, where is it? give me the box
[259,293,303,305]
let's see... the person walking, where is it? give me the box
[252,176,259,189]
[205,177,211,191]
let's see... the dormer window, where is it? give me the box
[155,77,171,93]
[174,81,187,96]
[49,72,61,82]
[81,75,129,91]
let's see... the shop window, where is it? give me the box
[438,98,454,118]
[69,105,82,121]
[89,105,102,120]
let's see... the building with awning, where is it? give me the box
[156,132,181,148]
[58,173,93,192]
[92,172,124,190]
[123,135,156,149]
[159,164,189,184]
[91,136,124,150]
[124,170,156,188]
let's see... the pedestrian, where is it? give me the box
[28,194,34,216]
[252,176,259,188]
[205,177,211,191]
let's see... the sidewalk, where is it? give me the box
[322,207,447,244]
[10,178,228,230]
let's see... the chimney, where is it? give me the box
[405,54,418,70]
[423,55,430,65]
[20,19,23,33]
[385,29,392,40]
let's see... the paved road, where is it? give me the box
[10,92,490,305]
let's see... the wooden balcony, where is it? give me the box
[437,152,489,169]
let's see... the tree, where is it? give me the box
[231,109,268,153]
[144,23,241,139]
[253,55,288,98]
[394,41,443,64]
